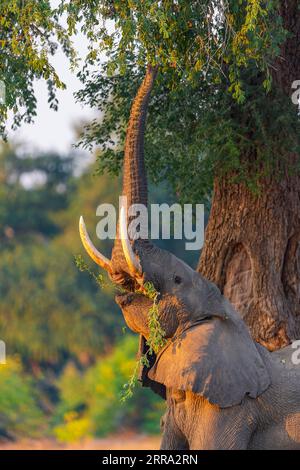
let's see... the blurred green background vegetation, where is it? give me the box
[0,143,197,443]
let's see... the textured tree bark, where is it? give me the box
[198,1,300,351]
[272,0,300,96]
[198,175,300,350]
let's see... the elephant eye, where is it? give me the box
[174,275,182,285]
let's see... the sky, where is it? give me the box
[7,7,94,157]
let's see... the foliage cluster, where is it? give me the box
[52,335,164,442]
[0,357,43,439]
[1,2,298,205]
[0,0,75,136]
[64,0,297,201]
[2,1,296,203]
[60,0,286,99]
[77,53,299,205]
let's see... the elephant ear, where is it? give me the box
[147,316,271,408]
[137,335,166,400]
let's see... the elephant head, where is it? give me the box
[79,66,271,408]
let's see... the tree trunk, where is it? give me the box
[198,1,300,351]
[198,174,300,351]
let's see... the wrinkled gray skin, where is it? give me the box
[81,66,300,449]
[116,246,300,450]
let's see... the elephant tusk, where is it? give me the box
[79,216,112,273]
[119,205,143,279]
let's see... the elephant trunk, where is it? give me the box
[79,65,158,286]
[122,64,158,208]
[111,65,158,279]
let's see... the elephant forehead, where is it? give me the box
[286,413,300,443]
[164,252,195,278]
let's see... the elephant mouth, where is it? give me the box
[115,292,142,308]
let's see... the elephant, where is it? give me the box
[79,65,300,450]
